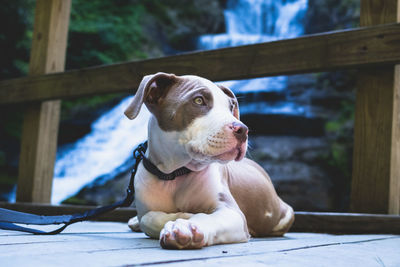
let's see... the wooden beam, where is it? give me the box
[1,23,400,104]
[16,0,71,203]
[293,212,400,234]
[351,0,400,214]
[1,202,399,234]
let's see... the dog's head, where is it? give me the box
[125,72,248,164]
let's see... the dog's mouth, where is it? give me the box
[189,142,246,163]
[235,146,245,161]
[216,143,246,162]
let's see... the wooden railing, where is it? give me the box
[0,0,399,233]
[2,23,400,105]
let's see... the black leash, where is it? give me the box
[0,141,148,235]
[0,141,193,235]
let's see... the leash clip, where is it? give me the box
[133,141,147,160]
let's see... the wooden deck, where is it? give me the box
[1,221,399,266]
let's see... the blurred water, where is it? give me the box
[49,0,308,204]
[199,0,307,49]
[199,0,307,94]
[51,98,150,204]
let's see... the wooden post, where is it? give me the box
[16,0,71,203]
[351,0,400,214]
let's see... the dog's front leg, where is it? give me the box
[139,211,193,239]
[160,193,250,249]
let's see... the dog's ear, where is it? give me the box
[124,72,177,120]
[218,84,240,120]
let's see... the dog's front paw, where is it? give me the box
[160,219,206,249]
[128,216,141,232]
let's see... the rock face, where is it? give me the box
[63,168,131,206]
[140,0,226,56]
[304,0,359,34]
[249,136,333,211]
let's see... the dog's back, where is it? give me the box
[223,158,294,237]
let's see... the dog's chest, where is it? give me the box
[135,164,222,215]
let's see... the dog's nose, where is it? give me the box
[230,122,248,142]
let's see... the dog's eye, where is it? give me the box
[193,97,205,105]
[230,100,236,112]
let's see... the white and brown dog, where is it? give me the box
[124,72,294,249]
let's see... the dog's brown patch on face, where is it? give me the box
[218,84,239,119]
[151,78,214,132]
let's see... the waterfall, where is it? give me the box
[51,98,150,204]
[49,0,308,204]
[199,0,307,49]
[199,0,307,94]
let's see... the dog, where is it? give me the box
[124,72,294,249]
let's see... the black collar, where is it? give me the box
[138,141,192,181]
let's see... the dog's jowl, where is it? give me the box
[125,72,294,249]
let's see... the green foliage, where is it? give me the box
[323,99,354,210]
[0,0,152,140]
[0,150,17,200]
[62,196,92,206]
[0,0,34,80]
[0,0,32,193]
[0,172,15,186]
[67,0,148,69]
[61,94,124,120]
[0,151,5,166]
[2,107,24,139]
[330,143,350,176]
[325,100,354,175]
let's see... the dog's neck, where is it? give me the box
[147,117,208,174]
